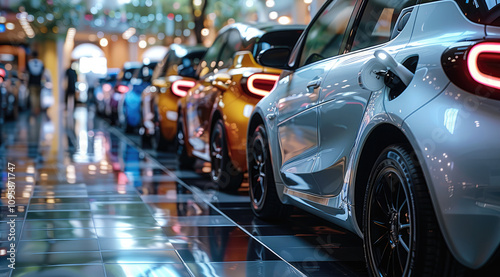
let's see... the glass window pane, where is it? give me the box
[300,0,357,67]
[351,0,418,51]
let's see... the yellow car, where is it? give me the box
[141,44,206,150]
[177,23,304,191]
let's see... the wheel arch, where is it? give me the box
[353,123,414,232]
[247,113,265,147]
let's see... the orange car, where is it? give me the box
[177,23,304,191]
[141,44,206,150]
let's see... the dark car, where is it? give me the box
[94,69,119,116]
[141,44,206,150]
[108,62,141,124]
[119,61,157,132]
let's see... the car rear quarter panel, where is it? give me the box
[404,83,500,269]
[390,1,499,269]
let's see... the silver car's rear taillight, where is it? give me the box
[442,40,500,100]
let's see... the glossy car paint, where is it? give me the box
[109,63,141,123]
[143,46,206,142]
[123,62,157,128]
[181,51,282,170]
[250,0,499,269]
[179,24,303,173]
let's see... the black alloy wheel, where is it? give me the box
[154,106,169,152]
[209,119,243,191]
[363,145,462,277]
[247,124,290,219]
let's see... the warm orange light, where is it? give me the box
[172,80,196,97]
[468,42,500,89]
[247,73,279,97]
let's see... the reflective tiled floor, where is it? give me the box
[1,107,368,277]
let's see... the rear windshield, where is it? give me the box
[453,0,500,26]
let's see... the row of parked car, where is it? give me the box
[97,0,500,275]
[0,66,30,121]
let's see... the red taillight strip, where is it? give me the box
[172,80,196,97]
[117,85,129,94]
[467,42,500,89]
[247,73,280,97]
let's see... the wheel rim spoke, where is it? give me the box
[250,133,267,205]
[399,235,410,253]
[398,198,407,213]
[399,223,410,230]
[368,167,413,277]
[385,248,393,277]
[210,128,223,177]
[395,244,404,274]
[373,231,388,245]
[372,220,387,229]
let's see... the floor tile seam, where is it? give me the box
[7,122,38,277]
[30,196,89,198]
[21,227,96,231]
[19,238,98,240]
[17,235,174,242]
[89,206,109,277]
[16,249,179,255]
[25,209,92,212]
[101,123,199,277]
[18,237,99,242]
[23,218,94,222]
[103,120,307,277]
[12,262,104,269]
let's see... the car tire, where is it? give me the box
[176,113,196,169]
[155,124,169,152]
[210,119,243,192]
[152,105,168,151]
[363,145,463,277]
[248,124,291,220]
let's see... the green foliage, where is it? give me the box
[19,0,83,33]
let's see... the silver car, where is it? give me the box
[248,0,500,275]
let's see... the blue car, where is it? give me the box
[120,61,157,132]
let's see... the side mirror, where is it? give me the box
[257,47,291,69]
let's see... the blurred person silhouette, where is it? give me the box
[65,62,78,113]
[86,70,98,106]
[26,51,49,115]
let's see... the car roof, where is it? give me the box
[218,22,305,40]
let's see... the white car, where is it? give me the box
[248,0,500,275]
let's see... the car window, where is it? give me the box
[198,32,228,78]
[300,0,357,67]
[218,29,243,70]
[351,0,418,51]
[153,51,171,80]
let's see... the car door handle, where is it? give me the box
[267,113,276,120]
[307,79,321,89]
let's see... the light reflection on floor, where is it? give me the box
[0,107,367,277]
